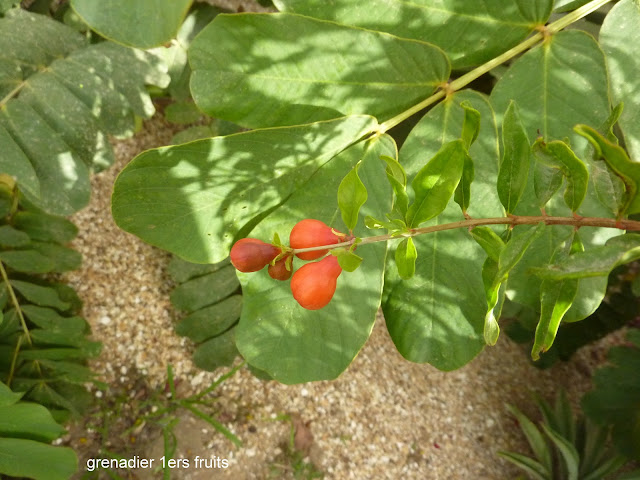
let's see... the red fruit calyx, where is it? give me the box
[289,219,344,260]
[230,238,280,273]
[268,255,293,281]
[290,255,342,310]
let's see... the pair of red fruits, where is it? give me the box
[230,219,347,310]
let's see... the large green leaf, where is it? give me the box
[491,30,609,149]
[383,90,502,370]
[236,134,395,383]
[112,115,377,263]
[600,0,640,162]
[71,0,192,48]
[274,0,553,69]
[0,403,65,442]
[0,9,169,215]
[491,29,614,321]
[189,13,450,128]
[0,437,76,480]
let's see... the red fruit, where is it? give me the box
[230,238,280,272]
[289,219,344,260]
[268,256,292,281]
[290,255,342,310]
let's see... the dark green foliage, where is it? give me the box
[0,194,100,422]
[582,330,640,461]
[168,256,241,371]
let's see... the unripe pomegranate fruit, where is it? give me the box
[289,219,344,260]
[268,256,292,281]
[230,238,280,272]
[290,255,342,310]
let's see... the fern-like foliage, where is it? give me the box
[168,256,241,371]
[0,181,101,423]
[0,8,169,215]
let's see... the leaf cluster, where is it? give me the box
[168,257,241,372]
[499,391,637,480]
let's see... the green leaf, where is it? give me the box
[383,90,502,370]
[189,13,450,128]
[534,160,564,209]
[582,330,640,460]
[483,223,545,345]
[498,101,530,214]
[338,165,368,231]
[497,451,548,480]
[575,124,640,216]
[0,438,77,480]
[482,258,502,346]
[469,226,505,262]
[112,115,377,263]
[532,239,579,361]
[170,264,239,313]
[0,381,23,407]
[164,101,203,125]
[0,10,169,214]
[30,242,82,272]
[455,102,480,213]
[0,225,29,247]
[491,30,609,151]
[532,233,640,280]
[506,404,553,474]
[460,101,482,150]
[380,155,408,218]
[600,0,640,162]
[236,134,394,383]
[274,0,553,69]
[395,237,417,280]
[175,295,242,343]
[167,256,229,284]
[406,139,466,227]
[0,402,65,442]
[0,250,54,273]
[70,0,193,48]
[541,425,579,480]
[11,211,77,244]
[491,30,615,322]
[9,280,70,311]
[334,249,363,273]
[148,4,221,101]
[532,138,589,212]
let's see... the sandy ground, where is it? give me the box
[61,112,618,480]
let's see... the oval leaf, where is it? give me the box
[498,101,530,214]
[71,0,193,48]
[189,13,450,128]
[395,237,417,280]
[112,115,377,263]
[274,0,553,69]
[338,166,368,231]
[406,139,466,227]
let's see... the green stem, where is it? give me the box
[0,80,26,109]
[291,214,640,255]
[0,261,32,346]
[377,0,614,134]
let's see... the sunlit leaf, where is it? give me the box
[189,13,450,128]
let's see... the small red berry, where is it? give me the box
[290,255,342,310]
[289,219,344,260]
[230,238,280,272]
[268,256,292,281]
